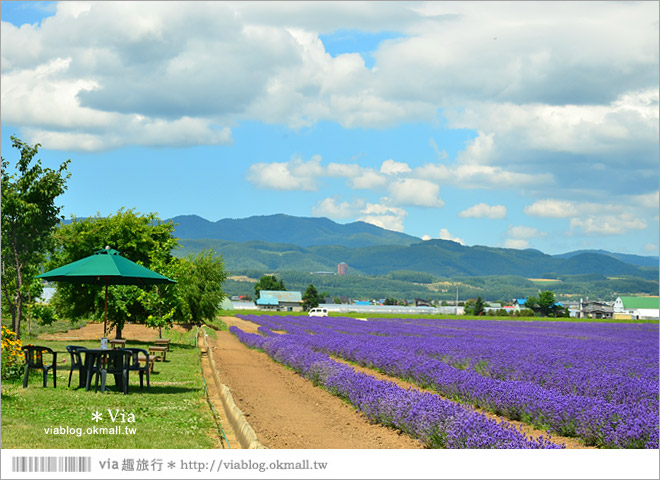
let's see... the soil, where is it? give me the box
[39,322,190,341]
[212,317,422,449]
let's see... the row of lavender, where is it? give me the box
[237,314,659,448]
[229,325,561,448]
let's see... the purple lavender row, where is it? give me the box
[229,325,563,449]
[241,314,658,408]
[237,314,659,448]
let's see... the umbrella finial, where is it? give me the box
[105,245,110,250]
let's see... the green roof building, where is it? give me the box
[613,296,659,319]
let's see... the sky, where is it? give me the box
[1,1,658,256]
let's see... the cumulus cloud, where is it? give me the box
[570,214,648,236]
[388,178,444,207]
[380,159,412,175]
[504,239,530,249]
[312,197,364,219]
[438,228,465,245]
[3,1,657,156]
[358,202,407,232]
[524,199,578,218]
[507,225,546,239]
[459,203,507,219]
[246,156,322,191]
[416,132,554,189]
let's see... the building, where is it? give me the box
[579,299,613,319]
[256,290,303,312]
[613,296,660,319]
[337,262,348,276]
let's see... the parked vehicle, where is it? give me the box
[308,307,328,317]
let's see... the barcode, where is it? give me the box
[11,456,91,473]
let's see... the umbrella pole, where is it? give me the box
[104,281,108,337]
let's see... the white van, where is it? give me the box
[308,307,328,317]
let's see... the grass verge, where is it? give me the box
[1,327,218,449]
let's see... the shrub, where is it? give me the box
[1,325,25,380]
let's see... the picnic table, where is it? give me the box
[149,345,168,362]
[110,339,127,349]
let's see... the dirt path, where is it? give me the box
[211,317,422,449]
[39,322,190,341]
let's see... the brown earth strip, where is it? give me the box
[222,315,593,449]
[208,322,422,449]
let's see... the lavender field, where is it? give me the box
[232,314,658,449]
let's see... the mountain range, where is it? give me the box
[169,214,659,279]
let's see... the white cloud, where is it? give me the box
[421,234,432,241]
[3,1,656,155]
[524,199,578,218]
[380,159,412,176]
[438,228,465,246]
[246,156,322,191]
[388,178,444,207]
[358,202,407,232]
[349,169,388,190]
[312,197,364,219]
[504,239,530,249]
[570,214,648,236]
[458,203,507,219]
[643,243,657,253]
[507,225,545,239]
[416,132,554,189]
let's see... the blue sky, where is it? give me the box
[1,1,658,256]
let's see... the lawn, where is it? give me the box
[1,326,220,449]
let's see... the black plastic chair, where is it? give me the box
[22,346,57,388]
[124,348,151,390]
[65,345,87,387]
[90,349,131,394]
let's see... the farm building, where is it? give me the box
[613,296,659,319]
[256,290,303,312]
[578,299,613,319]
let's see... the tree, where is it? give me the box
[1,136,70,338]
[49,209,179,338]
[474,296,485,316]
[177,250,228,326]
[302,284,322,311]
[254,275,285,298]
[538,290,557,317]
[464,296,485,316]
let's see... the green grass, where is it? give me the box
[1,327,219,449]
[1,316,90,341]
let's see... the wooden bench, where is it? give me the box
[153,339,171,351]
[149,345,168,362]
[109,339,127,349]
[138,353,155,373]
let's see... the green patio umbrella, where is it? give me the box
[37,246,176,336]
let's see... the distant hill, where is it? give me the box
[554,249,659,268]
[168,214,419,248]
[176,237,659,281]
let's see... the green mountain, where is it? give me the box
[176,237,658,281]
[169,214,419,248]
[553,249,659,268]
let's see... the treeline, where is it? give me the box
[224,269,658,303]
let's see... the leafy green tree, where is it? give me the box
[49,209,179,338]
[177,250,228,326]
[302,284,322,311]
[464,296,485,316]
[1,136,70,338]
[474,296,485,316]
[254,275,285,298]
[538,290,557,317]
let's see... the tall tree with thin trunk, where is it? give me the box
[1,136,70,338]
